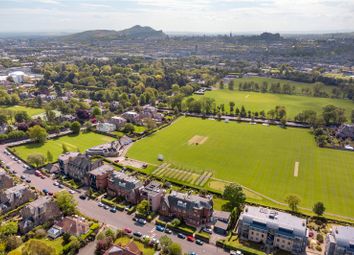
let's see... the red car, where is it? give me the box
[124,228,132,234]
[187,235,195,242]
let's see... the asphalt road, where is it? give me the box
[0,144,229,255]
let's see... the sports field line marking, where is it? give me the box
[294,161,299,177]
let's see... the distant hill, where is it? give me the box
[60,25,167,42]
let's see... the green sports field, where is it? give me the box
[191,78,354,120]
[0,105,44,116]
[127,117,354,218]
[12,132,115,163]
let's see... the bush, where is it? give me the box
[34,228,47,239]
[316,245,322,251]
[316,233,324,243]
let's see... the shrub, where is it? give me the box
[316,233,324,243]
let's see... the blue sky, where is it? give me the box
[0,0,353,33]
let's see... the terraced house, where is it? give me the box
[58,152,103,184]
[237,206,307,254]
[107,171,143,204]
[159,191,213,227]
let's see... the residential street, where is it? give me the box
[0,144,229,255]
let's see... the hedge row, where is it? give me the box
[101,198,125,211]
[195,232,211,243]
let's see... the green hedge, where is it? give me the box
[195,232,211,243]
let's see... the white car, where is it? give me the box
[69,190,75,194]
[53,182,59,186]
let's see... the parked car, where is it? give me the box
[196,239,203,245]
[124,228,132,234]
[69,190,75,194]
[203,227,212,234]
[35,170,41,177]
[26,179,31,183]
[104,205,110,210]
[177,233,186,239]
[230,251,243,255]
[137,218,146,225]
[156,225,165,232]
[40,175,45,179]
[164,228,172,234]
[58,184,64,188]
[53,182,59,186]
[20,175,26,180]
[187,235,195,242]
[110,207,117,213]
[48,192,53,196]
[42,189,49,194]
[79,194,86,200]
[98,202,104,207]
[187,252,197,255]
[133,232,142,238]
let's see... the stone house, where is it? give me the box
[0,184,36,213]
[19,196,61,233]
[107,171,143,204]
[159,191,213,227]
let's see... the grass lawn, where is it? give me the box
[0,105,44,117]
[12,132,115,164]
[8,238,64,255]
[127,117,354,218]
[192,78,354,120]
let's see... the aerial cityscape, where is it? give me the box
[0,1,353,255]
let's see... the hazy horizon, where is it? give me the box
[1,0,354,34]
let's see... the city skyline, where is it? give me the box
[0,0,354,34]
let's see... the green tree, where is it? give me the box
[27,125,47,143]
[229,207,239,230]
[313,202,325,216]
[285,195,301,211]
[219,80,224,89]
[223,183,246,211]
[159,235,172,253]
[351,110,354,123]
[46,150,53,162]
[27,153,46,167]
[70,121,81,135]
[6,235,22,252]
[168,242,182,255]
[0,114,7,125]
[136,199,150,216]
[92,106,101,116]
[55,190,77,216]
[123,123,135,134]
[22,239,56,255]
[171,218,181,227]
[14,111,30,123]
[144,118,157,130]
[0,221,18,237]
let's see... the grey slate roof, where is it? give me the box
[109,171,142,190]
[90,164,114,176]
[165,191,213,211]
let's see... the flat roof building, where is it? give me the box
[325,225,354,255]
[237,206,307,254]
